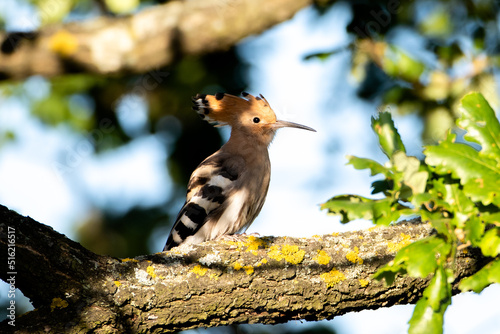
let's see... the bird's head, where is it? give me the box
[192,92,315,144]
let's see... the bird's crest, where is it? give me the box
[192,92,276,127]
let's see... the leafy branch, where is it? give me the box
[2,203,488,333]
[321,92,500,334]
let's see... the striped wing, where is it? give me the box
[163,153,244,251]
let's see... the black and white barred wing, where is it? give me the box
[163,154,243,251]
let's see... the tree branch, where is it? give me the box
[0,0,311,81]
[0,204,489,333]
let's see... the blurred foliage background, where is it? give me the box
[1,0,499,332]
[1,49,247,257]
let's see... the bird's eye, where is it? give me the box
[253,117,260,123]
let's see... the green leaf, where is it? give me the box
[425,133,500,183]
[409,266,452,334]
[392,152,429,196]
[320,195,374,224]
[412,192,433,209]
[459,259,500,293]
[426,179,452,212]
[320,196,400,225]
[372,198,402,225]
[463,177,500,206]
[38,0,74,25]
[51,74,104,95]
[304,51,336,61]
[322,92,500,334]
[371,179,393,195]
[105,0,140,14]
[0,130,16,148]
[420,211,452,239]
[458,92,500,161]
[406,171,429,196]
[419,8,452,38]
[482,212,500,225]
[372,112,406,159]
[347,155,391,177]
[382,45,426,82]
[393,151,420,174]
[444,183,476,216]
[32,94,70,126]
[393,237,450,278]
[425,133,500,205]
[464,215,484,246]
[373,264,406,286]
[479,228,500,257]
[426,181,477,227]
[373,236,451,287]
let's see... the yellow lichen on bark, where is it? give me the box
[233,262,242,271]
[346,246,363,264]
[50,298,68,312]
[223,236,267,254]
[386,233,412,253]
[320,269,346,288]
[359,279,370,287]
[243,265,254,275]
[191,264,208,277]
[49,30,79,56]
[313,250,331,265]
[255,258,267,267]
[233,261,255,275]
[268,244,305,264]
[146,266,157,278]
[209,273,220,280]
[245,236,267,255]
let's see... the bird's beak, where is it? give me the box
[274,120,316,132]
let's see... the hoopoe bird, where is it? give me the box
[163,92,315,251]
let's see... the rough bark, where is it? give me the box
[0,204,490,333]
[0,0,311,81]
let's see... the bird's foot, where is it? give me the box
[218,232,260,243]
[241,232,260,238]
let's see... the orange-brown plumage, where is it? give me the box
[195,92,276,128]
[164,92,315,251]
